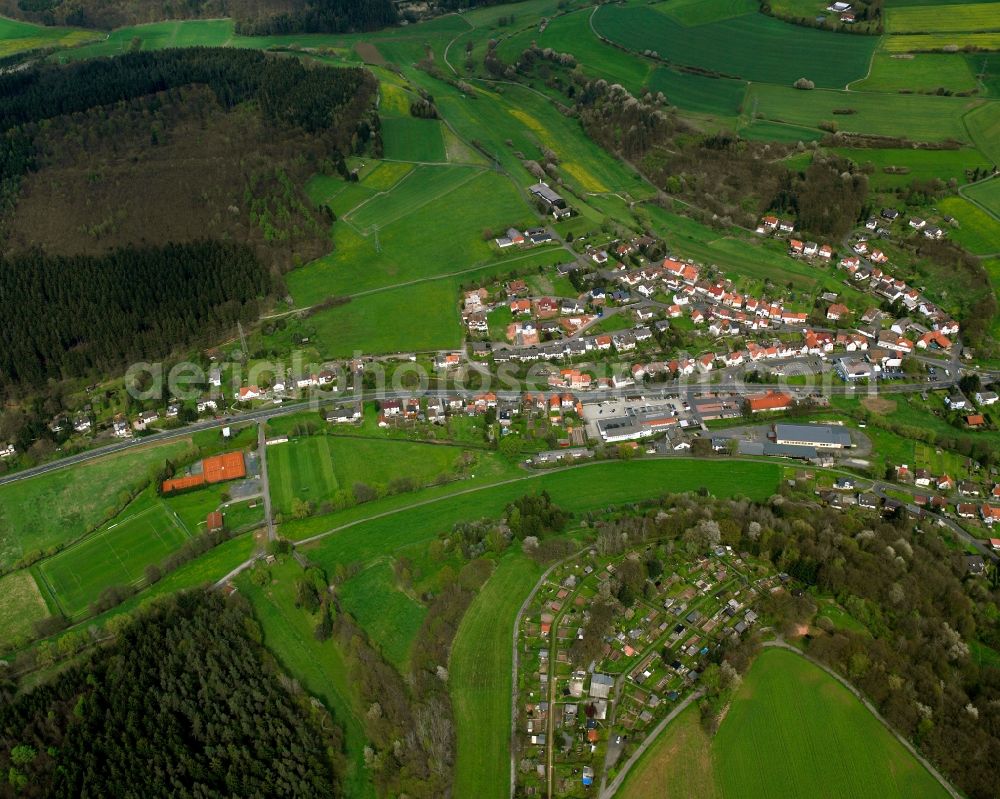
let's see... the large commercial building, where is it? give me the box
[771,423,852,450]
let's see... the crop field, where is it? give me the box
[647,68,747,116]
[38,495,191,618]
[237,559,375,799]
[964,102,1000,163]
[658,0,759,26]
[715,649,949,797]
[854,53,979,93]
[593,2,876,88]
[269,435,464,514]
[451,553,543,799]
[0,16,99,57]
[0,438,192,571]
[745,83,977,141]
[883,32,1000,52]
[938,196,999,254]
[620,649,949,798]
[963,175,1000,217]
[360,160,414,191]
[886,2,1000,33]
[338,560,427,670]
[380,117,447,162]
[0,571,50,652]
[832,147,992,189]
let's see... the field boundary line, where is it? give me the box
[762,640,962,799]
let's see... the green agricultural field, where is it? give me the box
[963,175,1000,217]
[746,83,978,141]
[593,2,876,88]
[938,195,1000,254]
[715,649,949,797]
[964,101,1000,163]
[338,560,427,670]
[0,438,193,571]
[360,160,414,191]
[0,16,100,57]
[658,0,759,26]
[38,492,192,618]
[886,2,1000,33]
[647,68,747,116]
[832,147,992,189]
[238,558,375,799]
[884,32,1000,52]
[380,117,447,162]
[853,53,979,93]
[0,571,50,652]
[451,553,543,799]
[739,120,823,142]
[620,648,950,798]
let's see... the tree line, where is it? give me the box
[0,591,344,798]
[234,0,397,35]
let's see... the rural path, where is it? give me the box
[598,689,704,799]
[761,640,962,799]
[257,423,275,543]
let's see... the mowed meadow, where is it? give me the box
[618,648,950,799]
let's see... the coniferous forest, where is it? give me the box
[0,592,344,798]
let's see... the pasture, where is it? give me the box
[619,649,950,798]
[745,83,977,141]
[963,175,1000,217]
[451,553,543,799]
[338,560,428,670]
[886,2,1000,32]
[380,117,447,162]
[593,2,876,88]
[854,53,979,93]
[938,195,999,255]
[832,147,991,189]
[238,558,375,799]
[38,493,191,618]
[0,571,50,652]
[0,16,98,57]
[0,438,192,571]
[715,649,950,797]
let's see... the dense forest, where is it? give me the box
[235,0,397,35]
[0,591,344,798]
[0,242,270,388]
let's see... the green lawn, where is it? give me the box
[854,53,979,94]
[593,2,876,88]
[0,571,50,653]
[380,117,447,162]
[38,491,192,618]
[937,195,999,255]
[338,560,427,671]
[237,558,375,799]
[0,438,193,571]
[620,648,950,798]
[451,553,544,799]
[0,15,100,58]
[746,83,980,142]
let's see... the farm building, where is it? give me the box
[206,511,224,532]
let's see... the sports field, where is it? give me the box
[0,571,50,652]
[593,1,876,88]
[0,438,193,571]
[268,435,464,515]
[619,648,950,798]
[38,493,191,618]
[338,560,428,670]
[886,2,1000,32]
[0,16,99,57]
[451,553,543,799]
